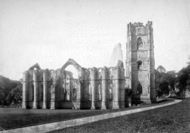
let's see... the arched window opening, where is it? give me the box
[137,60,142,70]
[137,37,143,50]
[65,65,79,79]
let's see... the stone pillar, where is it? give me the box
[112,68,119,109]
[119,68,125,108]
[22,71,28,109]
[76,79,81,109]
[50,72,56,109]
[33,70,38,109]
[42,70,47,109]
[101,67,107,109]
[90,68,96,109]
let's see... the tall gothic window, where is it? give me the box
[137,37,143,50]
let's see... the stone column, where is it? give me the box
[42,70,47,109]
[76,79,81,109]
[90,68,95,109]
[50,72,56,109]
[119,68,125,108]
[22,71,28,109]
[33,70,38,109]
[101,67,107,109]
[112,68,119,109]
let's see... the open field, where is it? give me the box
[0,100,171,130]
[50,98,190,133]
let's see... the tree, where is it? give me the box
[177,65,190,95]
[155,69,177,97]
[6,82,22,106]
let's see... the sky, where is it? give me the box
[0,0,190,80]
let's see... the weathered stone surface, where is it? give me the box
[101,67,107,109]
[119,65,125,108]
[89,68,96,109]
[126,21,155,104]
[22,71,28,109]
[32,70,38,109]
[42,70,47,109]
[111,67,119,109]
[50,70,56,109]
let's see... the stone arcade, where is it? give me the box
[22,21,156,109]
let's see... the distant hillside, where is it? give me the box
[0,75,19,90]
[0,75,21,106]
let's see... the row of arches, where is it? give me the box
[22,59,126,109]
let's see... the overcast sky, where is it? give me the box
[0,0,190,80]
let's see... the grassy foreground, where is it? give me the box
[0,99,172,130]
[0,102,156,130]
[51,98,190,133]
[0,108,116,130]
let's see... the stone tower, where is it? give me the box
[126,21,156,103]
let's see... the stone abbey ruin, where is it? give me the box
[22,21,156,109]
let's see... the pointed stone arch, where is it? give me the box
[61,58,84,109]
[28,63,41,70]
[61,59,83,76]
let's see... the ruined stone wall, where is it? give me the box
[22,60,126,110]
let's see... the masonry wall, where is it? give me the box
[22,61,126,109]
[126,21,156,103]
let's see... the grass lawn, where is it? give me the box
[0,100,171,130]
[0,108,118,130]
[50,98,190,133]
